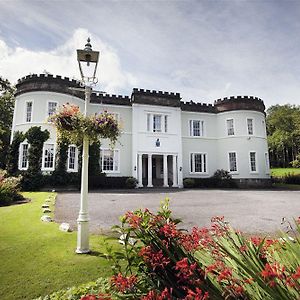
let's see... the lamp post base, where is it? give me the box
[76,219,90,254]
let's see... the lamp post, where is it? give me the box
[76,38,99,254]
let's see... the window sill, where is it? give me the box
[67,169,78,173]
[102,171,120,174]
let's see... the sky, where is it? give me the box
[0,0,300,108]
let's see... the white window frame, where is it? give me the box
[249,151,258,173]
[25,100,33,123]
[153,114,162,133]
[18,142,29,170]
[47,101,58,118]
[190,152,208,174]
[226,118,235,136]
[228,151,238,173]
[67,145,78,172]
[189,119,205,137]
[146,113,168,133]
[100,148,120,173]
[42,143,55,171]
[247,118,254,135]
[265,152,270,175]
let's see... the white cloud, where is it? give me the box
[0,28,137,94]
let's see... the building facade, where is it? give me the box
[12,74,271,187]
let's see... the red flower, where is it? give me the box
[292,266,300,280]
[217,267,232,282]
[211,216,224,223]
[184,288,209,300]
[159,222,179,238]
[141,288,172,300]
[250,236,263,247]
[261,263,285,286]
[175,258,203,285]
[111,273,137,293]
[139,246,170,270]
[124,211,142,229]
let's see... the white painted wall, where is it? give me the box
[13,90,270,183]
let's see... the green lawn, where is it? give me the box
[271,168,300,177]
[0,192,113,300]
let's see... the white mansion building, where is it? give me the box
[12,74,271,188]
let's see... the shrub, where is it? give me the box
[125,177,138,189]
[35,278,111,300]
[93,199,300,300]
[291,160,300,168]
[283,173,300,185]
[0,169,24,206]
[212,169,235,188]
[183,178,195,188]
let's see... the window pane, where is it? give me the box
[193,121,201,136]
[26,102,32,122]
[48,102,57,116]
[247,119,253,135]
[250,152,256,172]
[227,119,234,135]
[194,154,202,172]
[191,153,207,173]
[20,144,28,169]
[153,115,161,132]
[68,146,77,170]
[43,144,54,169]
[229,152,237,172]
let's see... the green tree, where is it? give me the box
[266,104,300,167]
[0,77,15,169]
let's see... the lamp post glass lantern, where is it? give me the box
[76,38,99,254]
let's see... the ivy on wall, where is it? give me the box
[89,141,101,175]
[22,126,49,190]
[6,131,25,175]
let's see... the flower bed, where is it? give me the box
[80,199,300,300]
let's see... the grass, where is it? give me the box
[271,168,300,177]
[0,192,113,300]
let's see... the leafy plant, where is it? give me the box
[92,199,300,299]
[183,178,195,188]
[125,177,138,189]
[49,104,121,146]
[6,131,25,175]
[0,169,24,206]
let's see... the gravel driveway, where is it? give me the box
[55,189,300,234]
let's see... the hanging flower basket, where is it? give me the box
[49,104,121,146]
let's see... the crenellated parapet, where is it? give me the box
[15,74,266,113]
[16,74,83,98]
[131,88,181,107]
[180,100,215,113]
[214,96,265,113]
[90,93,131,106]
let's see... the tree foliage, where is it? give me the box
[266,104,300,167]
[0,76,15,169]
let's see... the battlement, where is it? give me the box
[15,73,83,99]
[131,87,181,107]
[91,93,131,106]
[15,74,266,113]
[180,100,215,113]
[132,88,180,98]
[214,96,264,105]
[214,95,265,113]
[17,73,82,86]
